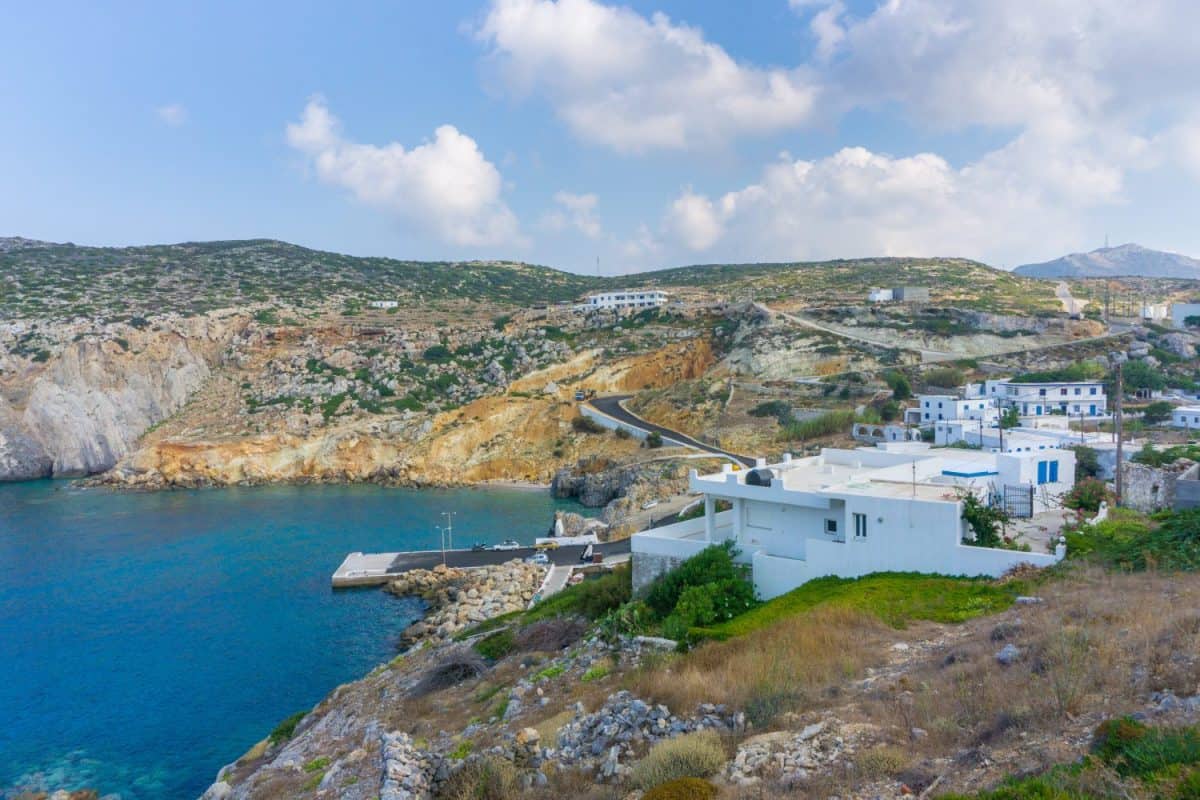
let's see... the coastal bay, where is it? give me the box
[0,480,579,800]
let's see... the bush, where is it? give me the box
[1094,717,1200,778]
[885,371,913,400]
[572,415,604,434]
[1143,400,1176,425]
[1063,477,1108,513]
[513,616,588,652]
[474,629,516,661]
[438,756,519,800]
[641,777,718,800]
[630,730,725,790]
[1072,445,1102,480]
[526,563,631,621]
[423,344,452,362]
[645,431,664,448]
[962,494,1009,548]
[644,542,743,619]
[267,710,308,745]
[1065,509,1200,572]
[779,409,856,441]
[922,366,965,390]
[411,647,487,696]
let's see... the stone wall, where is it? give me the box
[1121,459,1200,513]
[631,552,683,595]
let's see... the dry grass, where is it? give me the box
[853,568,1200,784]
[630,606,891,725]
[630,730,728,790]
[437,757,519,800]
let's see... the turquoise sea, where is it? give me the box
[0,481,579,799]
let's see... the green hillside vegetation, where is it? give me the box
[0,239,1061,320]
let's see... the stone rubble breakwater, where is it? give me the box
[386,560,546,647]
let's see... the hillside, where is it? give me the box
[1016,243,1200,279]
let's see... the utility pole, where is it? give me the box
[1114,362,1124,506]
[441,511,456,551]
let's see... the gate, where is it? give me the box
[1003,484,1033,518]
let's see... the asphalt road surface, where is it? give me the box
[587,395,756,467]
[387,539,631,574]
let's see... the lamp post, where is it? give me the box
[441,511,456,551]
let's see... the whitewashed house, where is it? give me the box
[868,288,894,303]
[1000,380,1107,417]
[632,445,1071,599]
[1172,407,1200,429]
[368,300,399,310]
[911,394,999,424]
[577,289,668,311]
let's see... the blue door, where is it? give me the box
[1036,405,1042,415]
[1037,460,1047,484]
[1089,404,1096,415]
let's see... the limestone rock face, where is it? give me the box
[0,315,238,480]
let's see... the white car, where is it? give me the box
[526,552,550,565]
[641,500,660,510]
[491,539,521,551]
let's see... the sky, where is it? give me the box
[4,0,1200,274]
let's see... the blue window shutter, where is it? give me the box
[1049,461,1059,482]
[1037,460,1047,484]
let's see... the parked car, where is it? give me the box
[470,541,487,551]
[535,540,559,551]
[641,500,659,510]
[526,552,550,565]
[492,539,521,551]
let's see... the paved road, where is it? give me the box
[587,395,756,467]
[386,539,631,574]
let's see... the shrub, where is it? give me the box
[885,372,913,400]
[1065,509,1200,572]
[267,710,308,745]
[1063,478,1108,513]
[630,730,725,790]
[962,494,1009,548]
[474,629,516,661]
[595,600,650,643]
[644,542,744,619]
[645,431,664,448]
[303,756,330,773]
[641,777,717,800]
[514,616,588,652]
[780,409,856,441]
[572,416,604,434]
[674,579,757,627]
[749,400,791,421]
[423,344,452,362]
[1094,718,1200,778]
[1072,445,1102,480]
[411,647,487,696]
[856,746,911,779]
[527,564,632,621]
[922,366,965,390]
[438,756,519,800]
[1143,400,1176,425]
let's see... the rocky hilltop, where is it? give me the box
[1015,242,1200,278]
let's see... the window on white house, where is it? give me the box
[825,519,838,535]
[853,513,867,538]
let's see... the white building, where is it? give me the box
[912,394,999,424]
[1171,303,1200,329]
[1143,303,1170,321]
[868,288,894,303]
[632,445,1070,600]
[1172,407,1200,429]
[578,289,668,311]
[368,300,399,310]
[1000,380,1107,416]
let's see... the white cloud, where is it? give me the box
[661,137,1127,266]
[475,0,818,153]
[664,189,723,252]
[286,98,522,248]
[156,103,187,127]
[541,191,601,238]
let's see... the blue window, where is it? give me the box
[1037,460,1048,484]
[1090,387,1097,395]
[1049,460,1059,482]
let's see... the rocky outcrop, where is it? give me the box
[0,314,240,480]
[387,561,546,646]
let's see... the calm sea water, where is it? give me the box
[0,481,580,800]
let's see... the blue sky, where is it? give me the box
[4,0,1200,273]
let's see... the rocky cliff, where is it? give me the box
[0,315,242,481]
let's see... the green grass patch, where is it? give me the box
[695,572,1016,639]
[474,683,506,704]
[533,664,566,681]
[525,563,632,621]
[1065,509,1200,572]
[581,664,612,682]
[448,739,474,760]
[303,757,330,774]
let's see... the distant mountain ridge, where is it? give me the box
[1015,243,1200,279]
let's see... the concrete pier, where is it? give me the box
[331,540,632,588]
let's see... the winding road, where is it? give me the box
[586,395,757,467]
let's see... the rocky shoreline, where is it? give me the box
[385,560,547,648]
